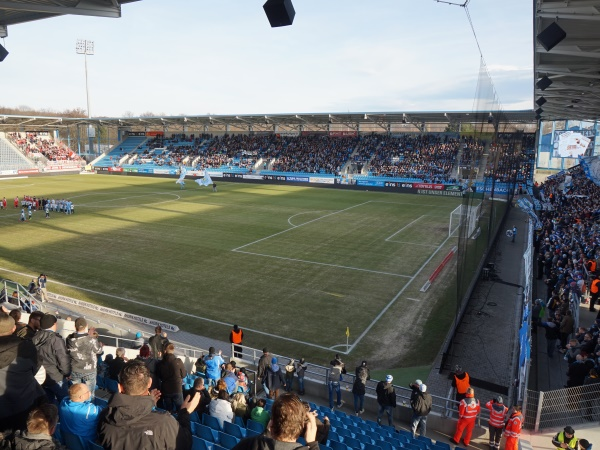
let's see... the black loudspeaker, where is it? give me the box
[0,44,8,62]
[536,97,547,106]
[537,22,566,51]
[536,108,543,115]
[263,0,295,27]
[536,76,552,91]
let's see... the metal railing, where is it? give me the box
[233,344,491,425]
[1,278,45,313]
[525,383,600,431]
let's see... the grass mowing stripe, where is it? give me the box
[0,265,339,352]
[232,200,372,251]
[346,232,454,353]
[232,250,413,278]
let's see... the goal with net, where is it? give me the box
[449,203,481,238]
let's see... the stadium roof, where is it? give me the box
[0,0,140,38]
[535,0,600,121]
[0,111,536,131]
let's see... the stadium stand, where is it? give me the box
[7,131,82,163]
[0,132,37,170]
[367,135,459,183]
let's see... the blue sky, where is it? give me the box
[0,0,532,117]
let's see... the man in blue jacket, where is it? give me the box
[59,383,103,442]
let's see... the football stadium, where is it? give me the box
[1,1,600,450]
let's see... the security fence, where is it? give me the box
[524,383,600,431]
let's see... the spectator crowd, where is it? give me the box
[7,132,82,163]
[534,165,600,392]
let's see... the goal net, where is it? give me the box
[449,203,482,238]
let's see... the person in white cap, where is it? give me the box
[376,375,397,427]
[409,379,432,439]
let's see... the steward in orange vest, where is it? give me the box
[451,387,480,447]
[590,276,600,313]
[504,406,523,450]
[485,396,508,450]
[229,324,244,359]
[453,367,470,402]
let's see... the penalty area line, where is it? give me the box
[385,216,425,241]
[233,250,412,278]
[345,232,454,354]
[232,201,372,252]
[0,266,338,353]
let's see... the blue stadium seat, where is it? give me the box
[245,428,261,438]
[213,445,228,450]
[234,416,245,428]
[203,413,223,431]
[381,425,396,435]
[340,417,355,427]
[403,443,421,450]
[364,430,381,442]
[358,423,374,433]
[94,397,108,409]
[378,440,399,450]
[416,436,433,446]
[297,437,307,446]
[223,421,246,439]
[190,411,201,423]
[364,443,383,450]
[328,431,341,443]
[195,422,219,442]
[336,427,354,440]
[329,440,350,450]
[246,419,265,433]
[356,434,374,446]
[218,431,239,449]
[343,436,363,450]
[431,442,451,450]
[96,375,105,389]
[397,430,413,441]
[321,446,334,450]
[61,430,87,450]
[192,436,213,450]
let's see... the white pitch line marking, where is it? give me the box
[386,241,439,248]
[0,266,337,353]
[232,201,372,252]
[233,250,412,278]
[385,215,425,241]
[406,297,421,302]
[287,210,329,228]
[370,200,455,208]
[344,232,453,354]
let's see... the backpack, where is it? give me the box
[329,365,342,382]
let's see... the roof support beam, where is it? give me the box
[0,0,122,18]
[536,47,600,59]
[537,12,600,20]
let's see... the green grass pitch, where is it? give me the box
[0,175,462,368]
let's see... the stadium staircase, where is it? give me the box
[92,136,148,168]
[0,133,37,171]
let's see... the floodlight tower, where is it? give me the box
[76,39,94,154]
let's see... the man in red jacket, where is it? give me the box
[485,396,508,450]
[450,387,480,447]
[504,405,523,450]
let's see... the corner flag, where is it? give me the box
[346,327,350,338]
